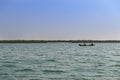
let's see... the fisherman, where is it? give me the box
[91,43,94,46]
[84,43,86,46]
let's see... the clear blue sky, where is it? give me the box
[0,0,120,40]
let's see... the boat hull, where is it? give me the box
[79,44,95,46]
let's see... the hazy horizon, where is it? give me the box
[1,0,120,40]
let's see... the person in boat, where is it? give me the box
[83,43,86,46]
[89,43,94,46]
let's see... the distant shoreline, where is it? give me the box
[0,40,120,43]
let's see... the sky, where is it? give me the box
[0,0,120,40]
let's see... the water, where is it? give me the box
[0,43,120,80]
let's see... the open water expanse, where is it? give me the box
[0,43,120,80]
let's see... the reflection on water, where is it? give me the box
[0,43,120,80]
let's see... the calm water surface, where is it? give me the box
[0,43,120,80]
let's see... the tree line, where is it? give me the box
[0,40,120,43]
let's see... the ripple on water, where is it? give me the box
[15,68,35,72]
[1,61,18,64]
[2,64,16,68]
[48,78,63,80]
[29,79,42,80]
[0,72,9,75]
[112,64,120,67]
[45,59,56,62]
[74,77,92,80]
[43,70,66,74]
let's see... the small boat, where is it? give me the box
[88,43,95,46]
[79,43,95,46]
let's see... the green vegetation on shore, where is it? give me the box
[0,40,120,43]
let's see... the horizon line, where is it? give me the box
[0,40,120,43]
